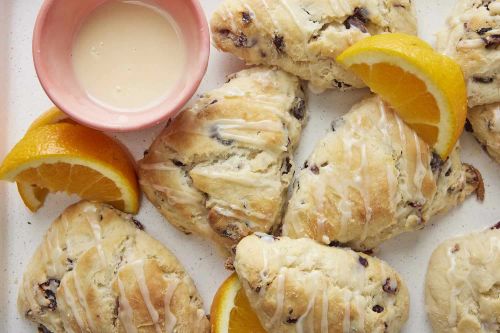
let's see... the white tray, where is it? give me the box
[1,0,499,332]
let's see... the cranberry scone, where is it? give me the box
[425,227,500,333]
[437,0,500,108]
[138,67,306,251]
[211,0,417,92]
[18,201,210,333]
[234,234,410,333]
[283,96,483,251]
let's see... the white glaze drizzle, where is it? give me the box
[296,272,319,333]
[85,215,106,265]
[456,39,485,49]
[277,0,303,31]
[141,181,203,206]
[43,233,57,278]
[259,0,282,31]
[314,176,329,244]
[62,283,86,331]
[269,267,287,328]
[386,164,398,215]
[117,275,138,333]
[259,247,269,297]
[395,115,411,197]
[378,100,391,143]
[213,118,282,132]
[342,289,352,333]
[359,143,372,241]
[209,198,268,220]
[191,170,281,188]
[132,260,162,333]
[222,3,237,31]
[413,132,427,201]
[73,274,96,331]
[163,279,180,333]
[321,288,329,333]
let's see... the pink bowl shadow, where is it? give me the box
[33,0,209,132]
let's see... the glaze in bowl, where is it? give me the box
[33,0,210,132]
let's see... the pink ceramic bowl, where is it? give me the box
[33,0,209,132]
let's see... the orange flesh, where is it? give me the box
[229,288,267,333]
[351,63,440,145]
[16,163,125,211]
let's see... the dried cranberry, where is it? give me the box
[344,8,369,33]
[310,165,319,175]
[473,76,494,84]
[382,278,398,294]
[358,256,369,267]
[491,221,500,230]
[290,97,306,120]
[241,11,252,24]
[273,35,285,54]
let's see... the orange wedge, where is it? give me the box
[16,107,74,211]
[211,273,266,333]
[337,33,467,158]
[0,122,139,213]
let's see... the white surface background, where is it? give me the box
[1,0,499,332]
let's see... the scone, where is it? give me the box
[467,103,500,163]
[211,0,416,92]
[18,201,209,333]
[138,67,306,251]
[425,228,500,333]
[234,234,410,333]
[437,0,500,107]
[283,96,483,251]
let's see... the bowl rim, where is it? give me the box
[32,0,210,132]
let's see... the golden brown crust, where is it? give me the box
[138,67,306,251]
[17,201,209,333]
[235,234,410,333]
[211,0,416,92]
[283,96,481,251]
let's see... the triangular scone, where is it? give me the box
[425,228,500,333]
[211,0,416,92]
[18,201,209,333]
[436,0,499,108]
[139,67,306,251]
[235,234,409,333]
[283,96,483,251]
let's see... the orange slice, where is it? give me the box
[0,122,139,213]
[16,107,74,211]
[211,273,266,333]
[337,33,467,158]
